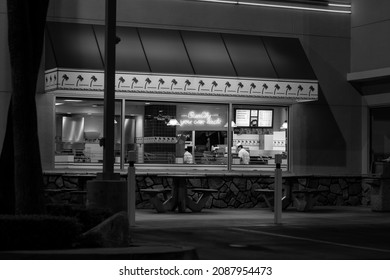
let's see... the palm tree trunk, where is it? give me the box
[5,0,50,214]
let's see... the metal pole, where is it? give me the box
[127,151,136,227]
[227,103,233,171]
[103,0,116,179]
[274,154,283,224]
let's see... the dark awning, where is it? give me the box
[45,21,317,81]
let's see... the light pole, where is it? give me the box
[102,0,117,179]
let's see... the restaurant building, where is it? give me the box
[1,0,390,208]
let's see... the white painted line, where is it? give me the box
[232,228,390,253]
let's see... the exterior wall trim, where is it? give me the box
[45,68,318,102]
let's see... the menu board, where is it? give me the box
[258,110,273,127]
[235,109,250,127]
[235,109,273,128]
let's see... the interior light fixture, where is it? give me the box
[64,99,83,102]
[224,121,237,128]
[55,102,64,106]
[194,0,351,14]
[280,120,288,130]
[167,119,181,126]
[328,3,351,8]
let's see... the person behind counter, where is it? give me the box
[183,147,193,164]
[237,144,250,165]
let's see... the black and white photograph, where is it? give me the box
[0,0,389,279]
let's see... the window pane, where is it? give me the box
[370,107,390,166]
[125,101,228,165]
[232,105,288,169]
[55,98,122,166]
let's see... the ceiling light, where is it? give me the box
[55,103,64,106]
[224,121,237,128]
[167,119,181,126]
[64,99,83,102]
[328,3,351,8]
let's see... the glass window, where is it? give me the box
[125,101,229,165]
[231,105,288,169]
[55,97,122,166]
[370,107,390,170]
[54,97,288,170]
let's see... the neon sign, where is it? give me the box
[180,111,222,126]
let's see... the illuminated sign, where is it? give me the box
[180,111,222,126]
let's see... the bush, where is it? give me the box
[0,215,83,251]
[46,204,114,232]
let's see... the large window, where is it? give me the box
[54,97,288,169]
[231,105,288,168]
[370,107,390,169]
[55,98,122,165]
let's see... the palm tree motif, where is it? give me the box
[171,79,178,90]
[117,76,125,88]
[224,81,231,92]
[297,85,304,95]
[211,81,218,92]
[237,82,244,93]
[184,79,191,91]
[61,74,69,86]
[90,75,98,87]
[144,77,152,89]
[309,85,315,96]
[249,83,256,93]
[198,80,205,91]
[158,78,165,89]
[131,77,139,89]
[262,83,268,94]
[76,75,84,87]
[286,84,292,95]
[274,84,280,95]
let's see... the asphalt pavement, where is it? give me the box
[130,206,390,260]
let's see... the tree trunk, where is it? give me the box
[5,0,50,214]
[0,104,15,214]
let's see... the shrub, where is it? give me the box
[0,215,83,251]
[46,204,114,232]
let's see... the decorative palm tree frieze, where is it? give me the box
[184,79,191,91]
[309,85,315,96]
[286,84,292,95]
[171,79,178,90]
[224,81,231,92]
[158,78,165,89]
[76,75,84,87]
[61,74,69,86]
[198,80,205,91]
[131,77,139,89]
[262,83,268,94]
[211,81,218,92]
[297,85,304,95]
[274,84,280,95]
[237,82,244,93]
[90,75,98,87]
[144,77,152,89]
[250,83,256,94]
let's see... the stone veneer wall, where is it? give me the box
[43,174,371,209]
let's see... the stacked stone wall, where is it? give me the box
[43,174,370,209]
